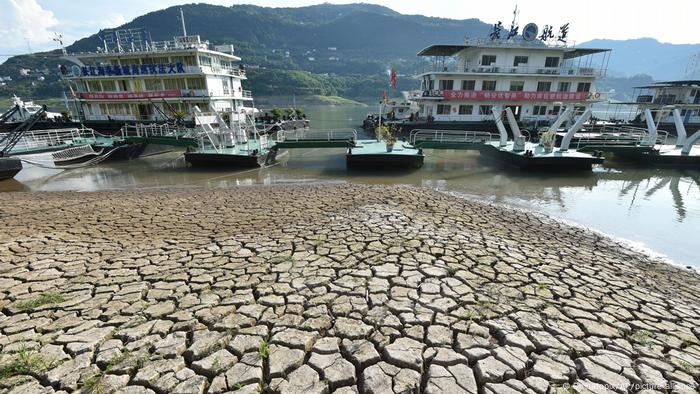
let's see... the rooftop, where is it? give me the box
[69,35,241,61]
[635,80,700,89]
[417,43,610,59]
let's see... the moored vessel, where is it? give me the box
[60,11,254,134]
[365,16,610,137]
[184,106,277,168]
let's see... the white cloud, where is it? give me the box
[95,13,127,29]
[0,0,59,49]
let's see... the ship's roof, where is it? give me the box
[72,47,241,62]
[417,44,609,58]
[634,80,700,89]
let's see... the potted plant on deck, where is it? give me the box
[375,124,398,152]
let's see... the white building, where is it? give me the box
[413,39,610,126]
[63,35,253,122]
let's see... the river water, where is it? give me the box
[2,105,699,269]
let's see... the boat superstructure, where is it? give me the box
[61,19,253,133]
[366,19,611,135]
[184,106,277,168]
[626,80,700,132]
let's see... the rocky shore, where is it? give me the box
[0,184,699,394]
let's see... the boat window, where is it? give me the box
[198,55,212,66]
[117,80,129,92]
[458,105,473,115]
[438,80,454,90]
[461,80,475,90]
[479,105,492,115]
[544,57,560,67]
[187,78,205,90]
[102,80,117,91]
[509,81,524,92]
[551,106,561,115]
[513,56,528,66]
[164,78,186,90]
[576,82,591,92]
[481,55,497,66]
[558,82,571,92]
[88,81,102,92]
[536,82,552,92]
[481,81,497,91]
[145,79,163,91]
[533,105,548,115]
[436,104,451,115]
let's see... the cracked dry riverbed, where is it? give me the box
[0,184,699,394]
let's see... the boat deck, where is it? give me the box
[185,139,275,168]
[481,141,604,171]
[346,139,424,169]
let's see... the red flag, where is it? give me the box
[390,65,397,88]
[383,89,387,104]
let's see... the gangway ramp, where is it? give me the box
[274,128,357,148]
[409,129,496,150]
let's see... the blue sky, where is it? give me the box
[1,0,697,64]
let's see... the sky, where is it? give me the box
[0,0,698,64]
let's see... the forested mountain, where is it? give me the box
[580,38,700,81]
[0,3,697,101]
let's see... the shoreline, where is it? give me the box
[1,184,699,393]
[443,189,698,274]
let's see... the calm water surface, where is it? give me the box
[2,105,699,269]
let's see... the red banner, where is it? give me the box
[77,90,182,100]
[441,90,589,101]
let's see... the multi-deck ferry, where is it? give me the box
[365,23,611,136]
[59,18,253,134]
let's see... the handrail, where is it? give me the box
[277,128,357,143]
[120,123,195,140]
[0,127,99,153]
[573,127,669,150]
[409,129,498,145]
[418,63,606,77]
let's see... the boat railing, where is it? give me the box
[573,126,669,149]
[409,129,498,145]
[1,127,95,153]
[276,128,357,143]
[419,63,606,77]
[121,123,195,140]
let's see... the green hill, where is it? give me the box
[0,3,490,101]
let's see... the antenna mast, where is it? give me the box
[180,8,187,36]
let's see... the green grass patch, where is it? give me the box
[80,371,106,394]
[15,292,66,311]
[258,340,269,359]
[628,330,653,345]
[0,346,51,379]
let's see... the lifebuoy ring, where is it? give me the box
[594,92,600,99]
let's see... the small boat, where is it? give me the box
[184,106,278,168]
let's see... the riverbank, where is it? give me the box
[0,184,698,393]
